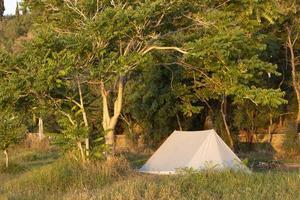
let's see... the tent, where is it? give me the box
[140,129,249,174]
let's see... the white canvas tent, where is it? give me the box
[140,129,249,174]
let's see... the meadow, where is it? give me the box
[1,147,299,200]
[1,1,300,200]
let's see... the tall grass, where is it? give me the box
[2,156,132,200]
[96,170,300,200]
[1,150,300,200]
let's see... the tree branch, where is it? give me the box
[77,79,88,127]
[59,110,76,126]
[101,82,110,127]
[110,78,124,127]
[178,61,222,87]
[66,96,82,109]
[141,46,188,55]
[46,95,76,126]
[64,0,87,20]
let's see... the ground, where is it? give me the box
[0,146,300,200]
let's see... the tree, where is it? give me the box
[13,35,93,162]
[3,0,293,157]
[15,3,20,17]
[23,0,195,156]
[123,65,194,145]
[0,109,26,168]
[285,5,300,132]
[0,0,4,20]
[265,0,300,133]
[179,0,287,148]
[0,48,30,168]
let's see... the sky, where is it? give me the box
[4,0,21,16]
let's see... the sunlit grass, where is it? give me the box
[0,149,300,200]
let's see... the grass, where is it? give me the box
[0,148,300,200]
[97,171,300,200]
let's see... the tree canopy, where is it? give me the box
[0,0,300,158]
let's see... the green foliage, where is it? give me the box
[173,1,288,139]
[1,0,299,154]
[124,66,182,144]
[0,109,27,151]
[183,1,285,106]
[57,120,88,148]
[89,135,108,160]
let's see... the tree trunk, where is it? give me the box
[85,138,89,157]
[221,95,234,150]
[176,113,183,131]
[101,78,124,156]
[77,141,86,163]
[77,79,89,158]
[0,0,4,20]
[287,27,300,132]
[268,114,273,143]
[3,149,8,168]
[38,117,44,140]
[204,112,213,130]
[105,129,115,148]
